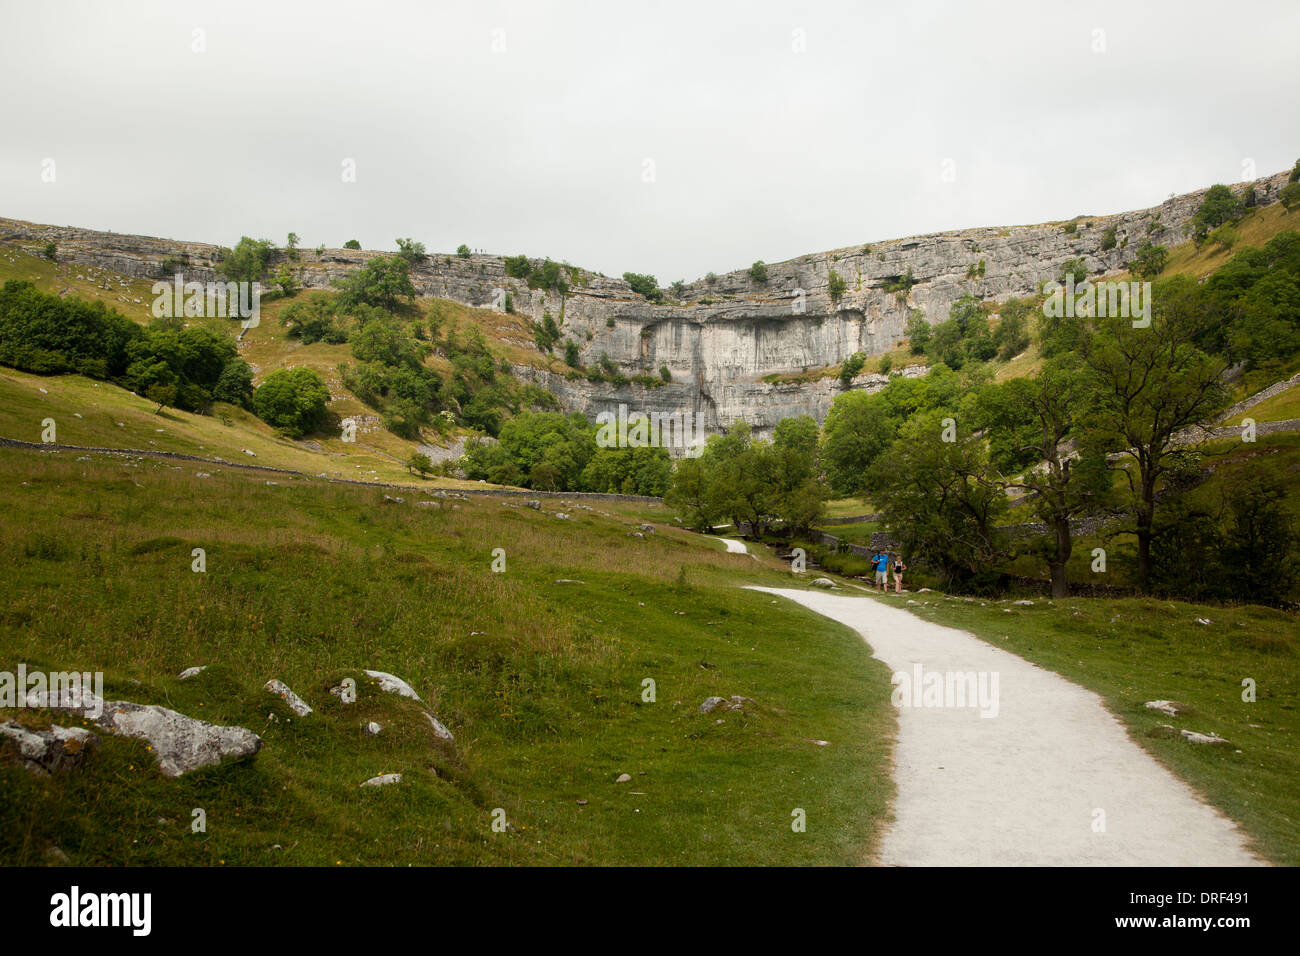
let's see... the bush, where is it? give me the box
[456,244,471,258]
[905,310,930,353]
[839,352,866,386]
[1100,225,1118,251]
[564,340,581,368]
[659,363,671,382]
[1192,184,1243,240]
[749,261,768,283]
[504,254,531,279]
[1131,240,1169,279]
[218,237,274,284]
[343,239,361,250]
[251,367,330,438]
[42,242,56,261]
[1280,182,1300,213]
[828,270,846,302]
[394,238,427,265]
[622,272,661,301]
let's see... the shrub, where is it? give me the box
[504,254,531,279]
[749,261,769,283]
[660,364,671,382]
[456,244,471,258]
[839,351,866,386]
[42,242,57,261]
[343,239,361,250]
[1100,225,1118,251]
[828,270,846,302]
[1280,182,1300,213]
[564,340,581,368]
[252,367,330,438]
[622,272,662,301]
[1130,240,1169,279]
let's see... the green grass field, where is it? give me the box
[0,444,895,866]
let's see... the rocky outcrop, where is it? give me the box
[3,169,1289,439]
[0,721,98,774]
[24,687,262,778]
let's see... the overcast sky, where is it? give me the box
[2,0,1297,282]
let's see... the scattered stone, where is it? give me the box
[628,531,644,539]
[423,712,455,743]
[363,670,421,700]
[1181,730,1231,746]
[242,449,256,457]
[264,679,313,717]
[1144,700,1191,717]
[44,846,70,864]
[178,666,207,680]
[809,739,830,747]
[1195,618,1214,626]
[554,579,585,584]
[382,495,404,504]
[699,696,728,714]
[1012,600,1035,606]
[0,721,98,774]
[554,513,571,520]
[638,524,655,533]
[25,688,261,778]
[364,722,382,736]
[615,773,632,783]
[576,799,588,806]
[359,773,402,788]
[810,577,835,588]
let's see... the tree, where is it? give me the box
[457,244,471,258]
[252,367,330,438]
[749,261,769,283]
[286,232,300,261]
[976,362,1113,597]
[334,256,416,312]
[407,452,433,478]
[820,390,898,496]
[1192,184,1242,240]
[281,294,347,344]
[839,351,865,386]
[869,409,1008,591]
[1100,225,1118,251]
[394,238,427,265]
[1057,258,1088,286]
[622,272,661,301]
[1078,275,1229,588]
[42,242,56,261]
[564,340,581,368]
[828,270,847,303]
[1130,240,1168,279]
[504,255,531,279]
[905,310,930,354]
[344,239,361,250]
[218,237,274,284]
[1280,182,1300,213]
[213,358,254,409]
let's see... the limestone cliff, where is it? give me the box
[2,169,1290,439]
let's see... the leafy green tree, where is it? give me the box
[869,409,1008,590]
[976,361,1113,597]
[343,239,361,250]
[394,238,427,265]
[1280,182,1300,213]
[1192,184,1242,240]
[905,310,930,354]
[407,452,433,477]
[622,272,661,301]
[1130,240,1168,279]
[820,390,898,496]
[749,261,769,283]
[456,244,471,258]
[252,367,330,438]
[1078,275,1229,588]
[504,255,531,279]
[1100,225,1118,251]
[219,237,274,284]
[334,256,416,312]
[564,339,581,368]
[839,351,865,386]
[281,294,347,344]
[213,358,254,409]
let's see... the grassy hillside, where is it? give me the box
[0,445,895,866]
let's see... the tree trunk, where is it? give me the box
[1050,515,1072,598]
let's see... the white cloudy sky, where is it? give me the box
[1,0,1297,282]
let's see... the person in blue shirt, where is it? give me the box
[873,552,890,592]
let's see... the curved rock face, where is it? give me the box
[2,170,1289,440]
